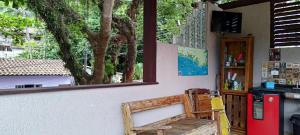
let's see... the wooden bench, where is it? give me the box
[122,94,219,135]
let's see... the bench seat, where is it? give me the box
[138,118,217,135]
[122,95,219,135]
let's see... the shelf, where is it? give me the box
[224,66,245,69]
[222,38,249,43]
[220,36,253,132]
[221,90,248,95]
[223,89,245,91]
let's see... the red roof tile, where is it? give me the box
[0,58,71,76]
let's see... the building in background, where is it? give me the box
[0,35,25,58]
[0,58,74,89]
[0,46,24,58]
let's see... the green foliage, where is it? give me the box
[133,63,143,80]
[0,12,40,45]
[136,5,144,48]
[66,0,101,31]
[18,32,60,59]
[0,0,25,8]
[0,3,58,59]
[217,0,236,4]
[114,2,130,17]
[104,58,116,78]
[156,0,239,43]
[157,0,194,43]
[16,1,97,61]
[2,0,205,83]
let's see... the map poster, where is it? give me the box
[178,46,208,76]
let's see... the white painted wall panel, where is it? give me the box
[0,76,73,89]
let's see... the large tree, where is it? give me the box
[1,0,144,84]
[1,0,196,84]
[21,0,116,84]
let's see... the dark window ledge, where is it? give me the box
[0,82,159,96]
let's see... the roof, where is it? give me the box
[0,58,71,76]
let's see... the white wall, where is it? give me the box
[226,3,300,134]
[0,76,74,89]
[226,2,300,86]
[0,3,221,135]
[207,2,222,92]
[0,43,217,135]
[0,48,24,58]
[226,2,271,86]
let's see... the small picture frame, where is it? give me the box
[279,79,286,85]
[269,48,281,61]
[274,62,280,68]
[293,63,300,68]
[286,63,293,69]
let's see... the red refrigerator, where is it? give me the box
[247,92,284,135]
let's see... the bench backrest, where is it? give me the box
[122,94,194,135]
[186,89,212,119]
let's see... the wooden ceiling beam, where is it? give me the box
[219,0,270,10]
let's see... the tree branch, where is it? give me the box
[112,0,143,38]
[59,2,100,48]
[111,0,143,82]
[112,16,132,39]
[27,0,92,84]
[127,0,143,21]
[113,0,122,10]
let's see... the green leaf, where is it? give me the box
[12,2,18,8]
[4,0,9,6]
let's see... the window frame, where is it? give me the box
[143,0,157,83]
[16,84,43,89]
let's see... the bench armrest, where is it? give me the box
[132,126,172,131]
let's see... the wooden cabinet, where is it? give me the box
[220,35,254,134]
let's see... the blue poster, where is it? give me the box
[178,47,208,76]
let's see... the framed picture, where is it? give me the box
[269,48,281,61]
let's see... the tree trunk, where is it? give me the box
[27,0,90,84]
[91,44,106,84]
[90,0,115,84]
[27,0,115,85]
[113,0,142,83]
[123,38,137,82]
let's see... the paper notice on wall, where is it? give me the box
[271,70,279,76]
